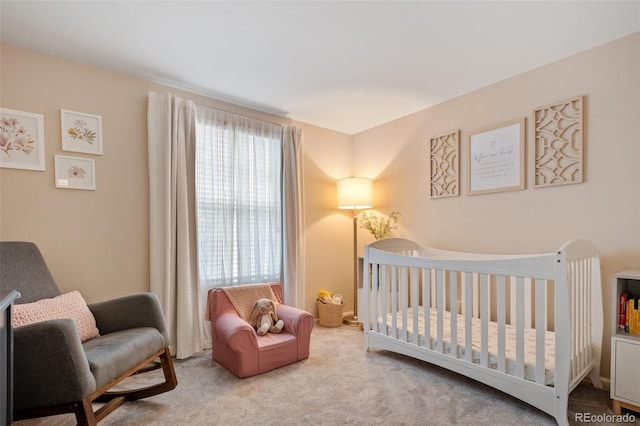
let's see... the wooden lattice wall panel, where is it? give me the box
[429,130,459,198]
[533,96,584,188]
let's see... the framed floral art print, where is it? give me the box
[61,109,103,155]
[0,107,46,171]
[55,155,96,190]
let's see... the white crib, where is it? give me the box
[361,238,603,426]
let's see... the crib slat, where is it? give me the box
[480,273,489,368]
[569,261,576,379]
[515,277,525,379]
[578,259,585,374]
[464,273,473,362]
[584,259,591,369]
[509,276,515,326]
[585,260,591,368]
[585,259,593,365]
[473,273,480,319]
[497,275,506,373]
[368,263,380,332]
[575,260,581,379]
[431,269,437,309]
[579,260,586,372]
[400,266,408,342]
[535,278,546,384]
[380,265,388,335]
[576,261,582,375]
[411,267,419,346]
[391,265,398,338]
[525,278,532,329]
[450,271,457,358]
[436,269,444,354]
[423,268,431,349]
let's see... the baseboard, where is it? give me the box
[314,310,352,323]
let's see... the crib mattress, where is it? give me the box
[375,309,555,385]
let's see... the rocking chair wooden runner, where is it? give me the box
[1,242,178,425]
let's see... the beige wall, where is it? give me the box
[298,122,355,313]
[0,42,354,316]
[1,44,152,303]
[352,33,640,378]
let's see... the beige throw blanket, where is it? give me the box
[221,284,278,323]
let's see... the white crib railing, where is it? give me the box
[367,260,554,383]
[362,238,603,426]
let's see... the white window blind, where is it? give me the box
[195,106,282,288]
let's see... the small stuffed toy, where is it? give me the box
[248,298,284,336]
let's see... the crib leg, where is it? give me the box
[555,394,570,426]
[555,409,569,426]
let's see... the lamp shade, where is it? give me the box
[337,177,373,209]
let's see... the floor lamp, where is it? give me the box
[337,177,373,326]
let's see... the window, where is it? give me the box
[195,106,282,288]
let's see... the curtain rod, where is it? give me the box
[195,102,287,129]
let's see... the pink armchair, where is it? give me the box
[208,283,313,378]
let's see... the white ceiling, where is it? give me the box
[1,1,639,135]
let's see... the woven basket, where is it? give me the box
[317,301,344,327]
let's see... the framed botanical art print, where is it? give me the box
[0,108,46,171]
[61,109,103,155]
[55,155,96,190]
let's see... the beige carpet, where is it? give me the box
[15,324,637,426]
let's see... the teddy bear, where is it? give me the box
[248,297,284,336]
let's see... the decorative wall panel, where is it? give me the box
[533,96,584,188]
[429,130,459,198]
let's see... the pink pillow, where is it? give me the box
[13,290,100,342]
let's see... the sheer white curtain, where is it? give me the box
[147,92,204,359]
[195,107,283,291]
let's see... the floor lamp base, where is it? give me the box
[343,315,359,326]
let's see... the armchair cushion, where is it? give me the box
[82,327,166,389]
[13,290,100,342]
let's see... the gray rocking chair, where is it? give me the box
[0,242,177,425]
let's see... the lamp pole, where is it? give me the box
[343,211,360,325]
